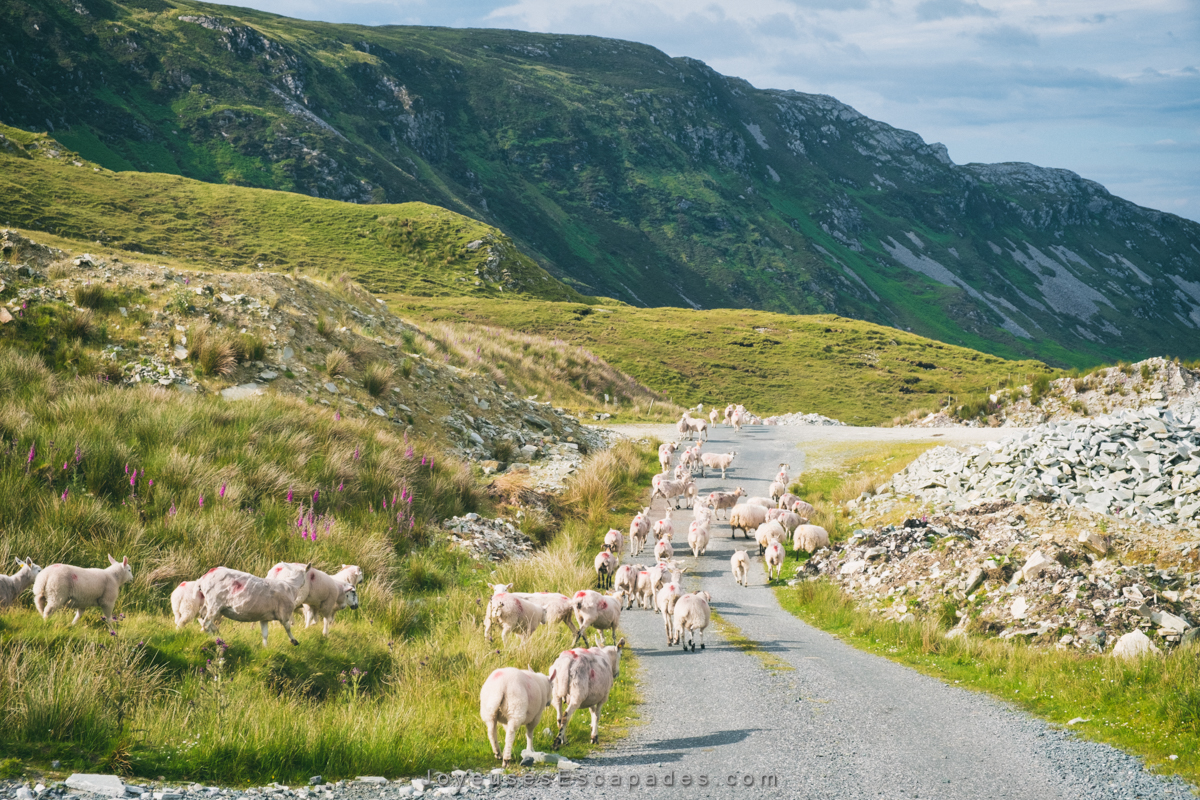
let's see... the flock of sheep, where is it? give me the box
[477,404,828,766]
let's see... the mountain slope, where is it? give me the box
[3,0,1200,366]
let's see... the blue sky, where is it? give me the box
[211,0,1200,223]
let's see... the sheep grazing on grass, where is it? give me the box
[671,591,712,651]
[650,473,695,509]
[603,528,625,558]
[34,555,133,629]
[1,557,41,609]
[687,519,710,557]
[480,667,553,768]
[485,592,545,645]
[488,584,579,638]
[698,451,737,479]
[612,564,644,609]
[729,503,768,539]
[549,640,626,748]
[764,541,784,582]
[594,549,617,590]
[754,520,787,556]
[793,524,830,554]
[652,511,674,541]
[731,550,750,587]
[706,488,745,520]
[571,590,622,647]
[629,507,651,557]
[199,563,309,646]
[170,580,205,629]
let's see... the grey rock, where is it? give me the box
[324,382,338,394]
[220,383,262,401]
[66,776,126,798]
[307,778,323,787]
[258,370,279,381]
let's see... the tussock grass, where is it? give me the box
[325,348,352,378]
[363,363,395,398]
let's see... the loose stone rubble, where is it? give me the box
[890,407,1200,527]
[762,411,846,426]
[442,513,535,562]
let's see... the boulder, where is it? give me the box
[1111,629,1160,660]
[65,775,126,798]
[1019,550,1056,582]
[1077,531,1108,555]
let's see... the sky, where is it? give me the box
[211,0,1200,223]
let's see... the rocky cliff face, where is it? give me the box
[2,0,1199,366]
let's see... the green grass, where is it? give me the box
[0,349,653,782]
[776,582,1200,787]
[395,296,1055,424]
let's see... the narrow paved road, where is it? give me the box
[498,424,1193,798]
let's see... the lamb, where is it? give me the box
[651,512,674,541]
[0,557,41,609]
[658,443,674,474]
[653,535,674,563]
[656,579,685,644]
[764,541,784,582]
[731,550,750,587]
[681,445,703,475]
[687,518,710,556]
[754,519,787,556]
[332,564,365,587]
[729,503,768,539]
[485,592,546,644]
[793,524,831,553]
[705,488,745,520]
[603,528,625,558]
[778,494,815,520]
[768,479,788,503]
[698,451,736,479]
[612,564,644,609]
[285,564,360,636]
[629,507,651,557]
[594,548,617,590]
[709,408,719,426]
[571,590,622,647]
[170,580,205,629]
[33,555,133,629]
[198,563,308,646]
[673,463,688,481]
[765,508,804,534]
[480,667,554,767]
[549,640,625,747]
[633,568,657,610]
[776,464,791,485]
[488,584,578,637]
[723,404,736,426]
[650,473,695,509]
[670,591,712,651]
[731,409,744,432]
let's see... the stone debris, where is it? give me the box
[762,411,846,426]
[442,513,535,562]
[889,407,1200,528]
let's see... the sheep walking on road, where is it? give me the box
[764,541,784,582]
[731,550,750,587]
[480,667,554,768]
[594,549,617,590]
[571,590,622,647]
[670,591,712,651]
[549,641,626,748]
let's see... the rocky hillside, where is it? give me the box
[2,0,1199,366]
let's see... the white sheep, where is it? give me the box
[729,503,768,540]
[745,496,775,508]
[485,592,546,644]
[687,519,710,556]
[698,451,737,479]
[629,507,651,556]
[488,584,578,637]
[633,568,657,610]
[671,591,712,651]
[656,580,684,644]
[769,479,788,502]
[594,548,617,590]
[650,473,695,509]
[731,550,750,587]
[776,464,791,484]
[765,507,804,534]
[709,408,719,426]
[705,488,745,520]
[723,403,735,425]
[654,535,674,563]
[603,528,625,558]
[652,511,674,541]
[332,564,364,587]
[754,519,787,556]
[33,555,133,629]
[793,524,830,553]
[779,495,815,520]
[570,590,622,647]
[199,564,310,646]
[612,564,644,609]
[764,540,784,582]
[480,667,553,767]
[279,564,360,636]
[170,579,205,629]
[0,557,41,609]
[549,640,625,748]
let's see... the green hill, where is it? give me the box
[3,0,1199,366]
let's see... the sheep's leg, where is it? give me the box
[486,717,501,761]
[662,609,672,644]
[554,702,579,749]
[280,616,299,646]
[70,610,82,626]
[589,704,602,744]
[322,615,331,637]
[699,628,706,650]
[524,721,537,760]
[503,720,520,767]
[260,621,270,647]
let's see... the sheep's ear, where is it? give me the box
[122,556,129,566]
[14,558,23,567]
[107,554,118,565]
[304,563,313,572]
[616,637,626,649]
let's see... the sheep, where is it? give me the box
[488,585,578,637]
[688,417,709,442]
[170,580,205,629]
[764,541,784,582]
[670,591,712,651]
[705,488,745,520]
[709,408,719,426]
[687,518,710,556]
[549,640,626,747]
[745,496,775,508]
[793,524,831,554]
[729,503,768,539]
[658,443,674,474]
[633,568,657,610]
[766,507,805,535]
[652,511,674,541]
[680,445,703,475]
[0,557,41,609]
[778,494,815,520]
[723,403,736,426]
[33,555,133,629]
[603,528,625,558]
[731,550,750,587]
[698,451,736,479]
[594,548,617,590]
[485,592,545,644]
[281,564,360,636]
[480,667,554,767]
[676,413,691,439]
[731,410,744,432]
[612,564,644,609]
[332,564,364,587]
[769,479,788,503]
[198,563,309,646]
[650,473,695,509]
[754,520,787,556]
[653,535,674,563]
[629,507,651,557]
[656,580,685,644]
[776,464,791,484]
[570,590,622,647]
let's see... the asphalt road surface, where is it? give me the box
[493,423,1193,799]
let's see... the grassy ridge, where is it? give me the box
[394,296,1055,425]
[0,349,655,781]
[0,124,582,302]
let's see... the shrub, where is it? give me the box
[325,349,351,378]
[362,362,394,397]
[1029,374,1052,405]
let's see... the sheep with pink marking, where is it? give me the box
[262,562,361,636]
[705,488,745,520]
[549,640,626,748]
[170,579,205,629]
[570,589,622,647]
[33,555,133,630]
[198,563,309,646]
[488,584,578,637]
[480,667,553,767]
[628,506,651,557]
[485,591,545,645]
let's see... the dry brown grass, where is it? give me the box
[325,348,352,377]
